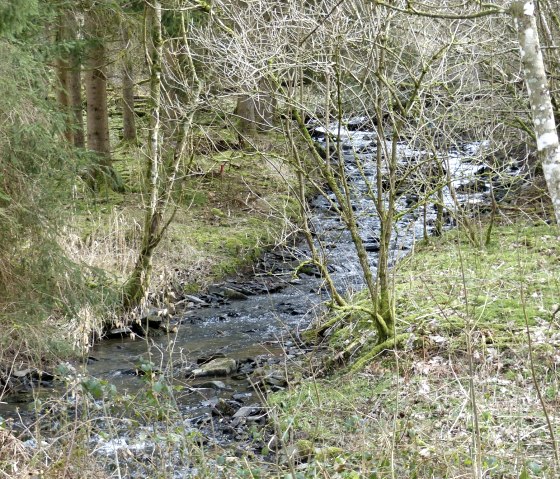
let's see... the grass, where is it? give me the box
[0,98,301,386]
[397,222,560,342]
[3,207,559,478]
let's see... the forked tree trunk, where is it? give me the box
[512,0,560,224]
[123,1,163,309]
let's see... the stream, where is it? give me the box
[0,123,518,474]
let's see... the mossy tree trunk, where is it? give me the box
[373,127,398,342]
[123,6,202,310]
[121,25,137,143]
[124,1,163,309]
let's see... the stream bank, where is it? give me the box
[0,123,528,477]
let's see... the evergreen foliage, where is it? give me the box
[0,10,113,359]
[0,0,38,36]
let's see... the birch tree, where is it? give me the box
[511,0,560,224]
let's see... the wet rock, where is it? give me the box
[159,322,178,334]
[183,294,209,306]
[212,398,238,417]
[12,369,54,382]
[195,380,232,391]
[201,396,219,408]
[232,392,253,402]
[225,283,254,296]
[196,353,226,365]
[222,287,248,300]
[188,388,217,401]
[363,236,380,252]
[107,327,132,338]
[251,367,288,389]
[191,358,237,377]
[346,116,374,131]
[139,307,169,327]
[232,403,263,419]
[237,359,256,375]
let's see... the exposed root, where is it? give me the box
[350,333,411,372]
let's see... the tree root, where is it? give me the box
[350,333,411,372]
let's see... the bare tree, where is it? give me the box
[124,3,203,308]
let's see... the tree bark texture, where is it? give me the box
[84,9,111,163]
[512,0,560,224]
[236,94,257,142]
[68,64,84,148]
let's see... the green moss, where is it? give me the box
[395,223,559,335]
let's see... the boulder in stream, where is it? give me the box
[191,358,237,377]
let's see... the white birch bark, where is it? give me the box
[511,0,560,224]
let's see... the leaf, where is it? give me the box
[152,381,165,394]
[527,461,542,474]
[519,466,529,479]
[0,188,12,203]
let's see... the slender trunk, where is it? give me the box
[84,9,111,164]
[511,1,560,224]
[435,160,444,236]
[236,94,257,145]
[373,127,397,341]
[122,26,137,142]
[124,1,163,309]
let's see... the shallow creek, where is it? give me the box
[0,125,511,468]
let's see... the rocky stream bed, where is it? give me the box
[0,124,523,476]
